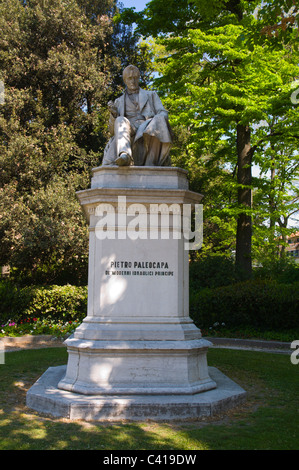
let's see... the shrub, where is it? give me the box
[24,285,88,322]
[253,258,299,284]
[0,281,87,324]
[189,255,240,290]
[190,279,299,331]
[0,281,34,324]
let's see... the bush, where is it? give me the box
[0,281,87,324]
[24,285,88,322]
[190,279,299,331]
[0,281,34,324]
[189,255,240,290]
[253,258,299,284]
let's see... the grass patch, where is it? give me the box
[0,347,298,450]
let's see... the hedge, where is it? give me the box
[190,279,299,330]
[0,281,87,324]
[1,278,299,332]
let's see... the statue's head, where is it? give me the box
[123,65,140,92]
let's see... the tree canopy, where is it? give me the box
[124,0,299,277]
[0,0,151,284]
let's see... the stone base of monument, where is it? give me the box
[26,365,246,421]
[26,166,246,421]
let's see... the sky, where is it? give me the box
[120,0,148,11]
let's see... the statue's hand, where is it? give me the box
[108,101,118,118]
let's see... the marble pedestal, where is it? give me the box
[27,166,246,420]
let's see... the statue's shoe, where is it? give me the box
[115,153,131,166]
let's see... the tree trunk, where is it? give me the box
[235,123,252,278]
[269,141,277,231]
[269,164,276,228]
[278,215,289,259]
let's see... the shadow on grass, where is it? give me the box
[0,347,298,450]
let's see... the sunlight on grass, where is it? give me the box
[0,418,11,427]
[0,348,298,450]
[13,426,47,440]
[54,440,70,449]
[139,423,211,450]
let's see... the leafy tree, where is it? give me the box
[253,0,299,46]
[128,0,299,277]
[0,0,150,284]
[109,4,156,92]
[252,140,299,263]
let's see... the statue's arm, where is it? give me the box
[108,100,118,136]
[152,91,169,117]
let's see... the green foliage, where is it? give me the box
[251,0,299,48]
[0,317,80,338]
[133,0,299,271]
[190,254,299,332]
[0,0,111,283]
[24,284,87,322]
[253,257,299,284]
[189,255,240,290]
[0,280,87,324]
[190,279,299,330]
[252,142,299,263]
[0,0,153,284]
[0,281,34,324]
[0,174,90,285]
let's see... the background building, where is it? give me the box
[286,231,299,263]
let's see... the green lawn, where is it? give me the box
[0,347,298,450]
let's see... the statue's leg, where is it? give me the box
[132,139,146,166]
[139,114,172,166]
[114,116,133,166]
[143,135,161,166]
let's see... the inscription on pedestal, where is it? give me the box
[105,259,174,277]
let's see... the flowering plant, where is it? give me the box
[0,318,80,338]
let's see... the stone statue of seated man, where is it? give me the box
[101,65,173,167]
